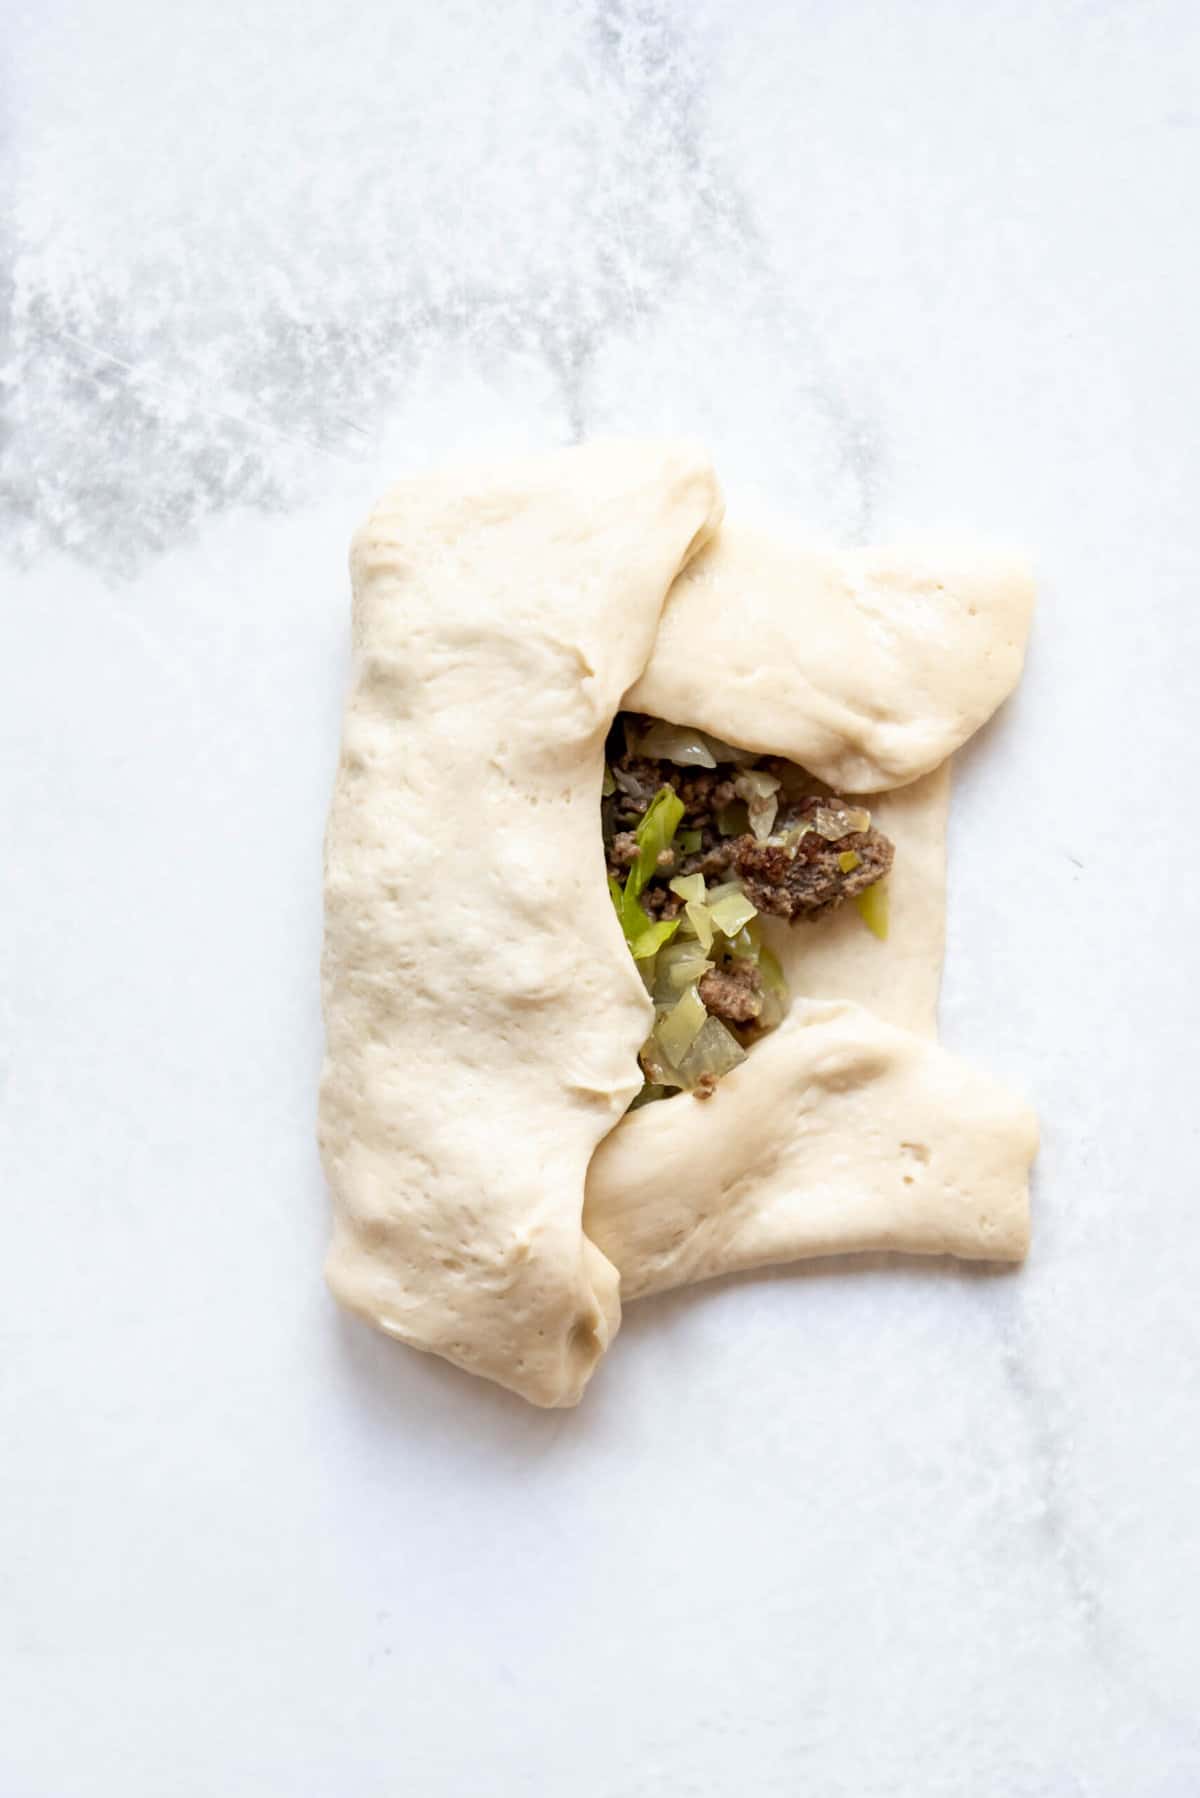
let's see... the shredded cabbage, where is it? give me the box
[605,716,894,1102]
[618,883,653,943]
[631,915,681,960]
[776,822,811,855]
[633,785,685,881]
[612,784,686,947]
[855,879,889,940]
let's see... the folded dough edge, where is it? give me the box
[318,440,1038,1406]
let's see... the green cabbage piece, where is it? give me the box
[610,784,686,950]
[633,785,685,881]
[631,915,681,960]
[855,879,889,940]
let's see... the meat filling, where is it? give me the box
[604,728,894,923]
[604,715,895,1104]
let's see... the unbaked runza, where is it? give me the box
[318,441,1038,1406]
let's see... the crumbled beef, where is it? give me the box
[604,716,893,925]
[734,819,894,920]
[638,884,682,919]
[609,715,897,1108]
[698,961,763,1024]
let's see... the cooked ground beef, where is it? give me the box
[604,716,893,923]
[698,960,763,1024]
[734,811,894,921]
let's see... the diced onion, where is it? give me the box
[728,771,778,841]
[685,900,714,951]
[638,1034,684,1089]
[734,770,781,801]
[725,920,761,961]
[669,873,706,903]
[756,943,790,1029]
[653,952,714,1004]
[757,986,788,1031]
[634,720,717,769]
[678,829,702,854]
[655,984,708,1066]
[715,801,750,837]
[676,1016,747,1087]
[757,944,788,995]
[700,734,759,766]
[749,800,778,842]
[670,956,713,990]
[709,890,758,937]
[813,803,872,841]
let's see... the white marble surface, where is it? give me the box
[3,2,1200,1792]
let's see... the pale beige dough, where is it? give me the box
[584,999,1037,1301]
[318,440,1037,1407]
[628,523,1035,792]
[770,765,952,1039]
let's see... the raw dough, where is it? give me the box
[318,440,1037,1407]
[629,524,1035,792]
[320,442,723,1407]
[584,999,1037,1300]
[771,764,952,1038]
